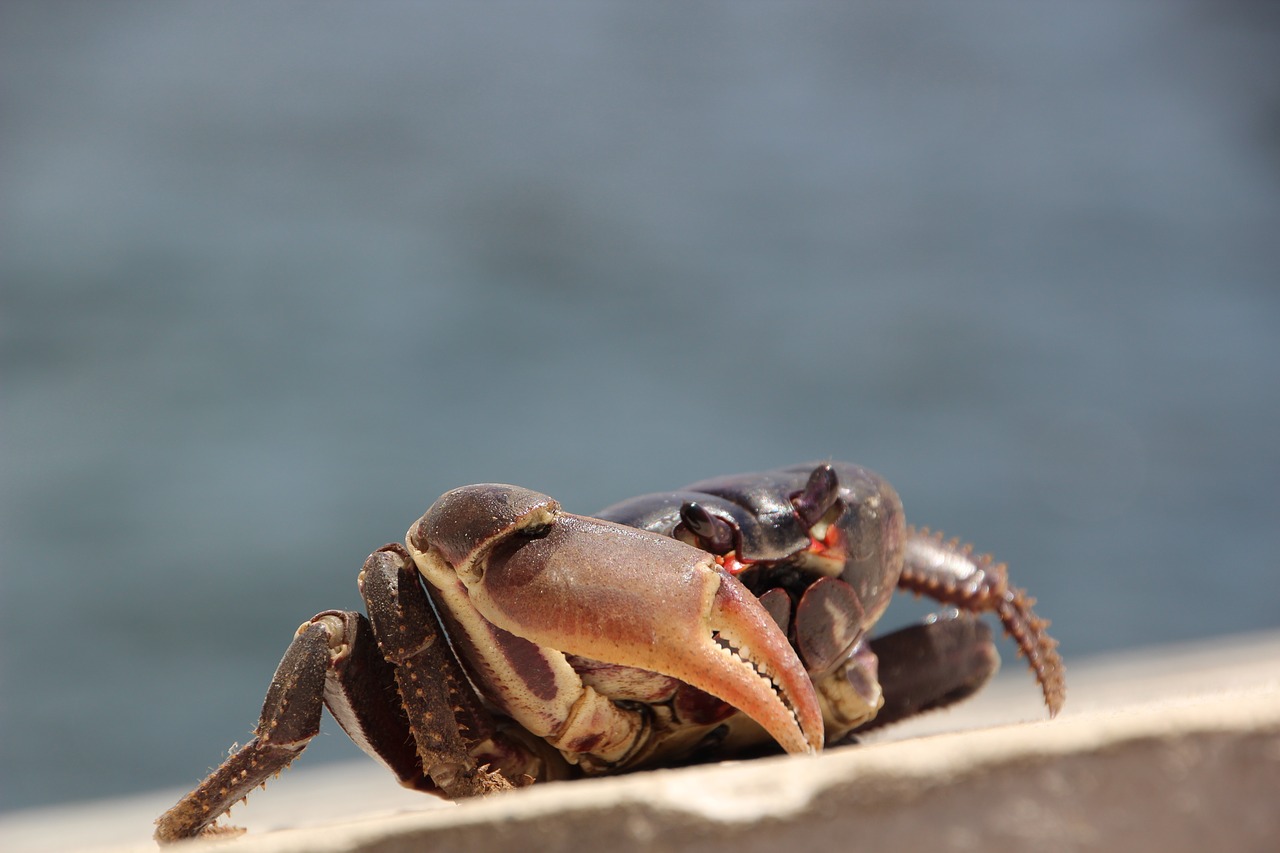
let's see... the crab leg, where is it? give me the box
[410,486,825,759]
[358,545,542,794]
[154,609,425,843]
[900,527,1066,715]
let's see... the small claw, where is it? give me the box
[419,504,824,756]
[857,611,1000,732]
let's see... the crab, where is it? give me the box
[155,461,1065,843]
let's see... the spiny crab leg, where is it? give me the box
[900,527,1067,715]
[410,485,825,757]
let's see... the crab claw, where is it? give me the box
[411,486,824,756]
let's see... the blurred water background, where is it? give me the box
[2,1,1278,813]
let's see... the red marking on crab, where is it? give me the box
[714,551,749,576]
[808,524,844,556]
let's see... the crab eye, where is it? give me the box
[790,464,840,528]
[678,501,737,555]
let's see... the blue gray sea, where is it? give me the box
[2,1,1278,811]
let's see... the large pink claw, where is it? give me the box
[413,487,824,756]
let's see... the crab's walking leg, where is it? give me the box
[852,612,1001,734]
[154,609,425,844]
[358,545,532,797]
[899,527,1067,715]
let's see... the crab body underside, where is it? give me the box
[155,462,1065,843]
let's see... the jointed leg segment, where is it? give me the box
[357,545,518,798]
[154,545,520,844]
[153,610,397,842]
[899,527,1066,715]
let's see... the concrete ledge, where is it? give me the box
[4,631,1278,853]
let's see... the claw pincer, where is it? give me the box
[409,484,824,767]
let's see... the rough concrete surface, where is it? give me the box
[3,630,1278,853]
